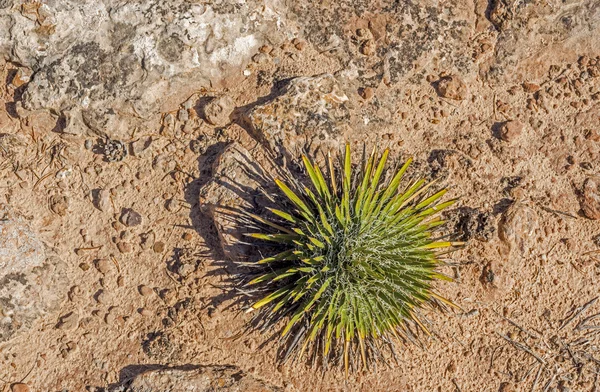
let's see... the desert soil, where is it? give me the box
[1,0,600,391]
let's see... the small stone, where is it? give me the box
[360,87,375,100]
[56,312,79,330]
[96,290,108,304]
[498,120,524,142]
[294,41,307,51]
[79,262,90,271]
[522,82,540,93]
[84,140,93,150]
[117,275,125,287]
[130,137,153,156]
[10,68,32,88]
[356,28,370,38]
[177,108,189,122]
[153,241,165,253]
[49,195,69,216]
[258,45,273,54]
[435,75,467,100]
[182,232,193,241]
[120,230,133,241]
[139,308,153,317]
[160,288,176,304]
[10,383,30,392]
[93,189,112,213]
[499,203,539,254]
[165,198,179,212]
[95,258,111,274]
[117,241,132,254]
[203,96,234,127]
[579,178,600,220]
[359,39,376,56]
[120,208,143,227]
[140,231,156,250]
[68,286,81,301]
[139,285,153,297]
[189,139,204,154]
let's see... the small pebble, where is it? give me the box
[11,383,30,392]
[68,286,81,301]
[359,39,376,56]
[93,189,112,213]
[153,241,166,253]
[294,41,307,51]
[360,87,375,100]
[522,82,540,93]
[140,231,156,250]
[498,120,524,142]
[138,285,153,297]
[117,241,132,254]
[435,74,467,100]
[258,44,272,54]
[165,198,179,212]
[96,290,108,304]
[84,140,93,150]
[177,108,189,122]
[120,208,143,227]
[182,232,193,241]
[117,275,125,287]
[139,308,153,317]
[202,96,234,127]
[130,137,152,156]
[120,230,133,241]
[95,258,111,274]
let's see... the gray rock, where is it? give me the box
[0,206,68,342]
[120,208,143,227]
[242,73,350,159]
[0,0,290,138]
[93,188,112,213]
[118,365,281,392]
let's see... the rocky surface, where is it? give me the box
[0,0,291,138]
[242,73,350,159]
[0,0,600,390]
[117,365,281,392]
[0,205,68,342]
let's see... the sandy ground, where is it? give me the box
[1,17,600,392]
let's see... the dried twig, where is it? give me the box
[531,364,543,392]
[559,297,599,331]
[577,313,600,331]
[497,333,547,365]
[493,308,540,340]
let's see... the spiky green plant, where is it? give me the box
[244,144,461,373]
